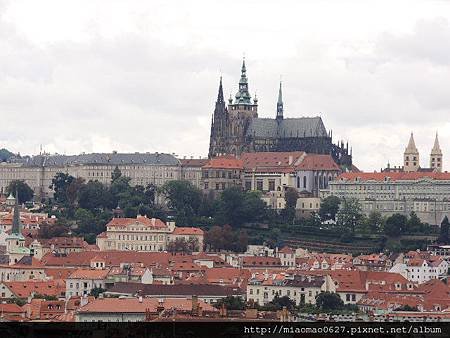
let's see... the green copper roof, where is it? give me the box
[233,58,252,105]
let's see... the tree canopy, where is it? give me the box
[319,196,341,221]
[336,198,364,234]
[6,180,34,204]
[384,213,408,237]
[438,216,450,244]
[315,292,344,311]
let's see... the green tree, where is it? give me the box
[78,181,112,210]
[319,196,341,221]
[111,166,122,182]
[438,216,450,244]
[384,213,407,237]
[38,221,70,238]
[160,180,202,225]
[365,211,384,233]
[285,188,299,209]
[66,177,85,206]
[0,148,14,162]
[50,173,76,205]
[33,294,58,301]
[89,287,107,298]
[336,198,364,234]
[315,292,344,311]
[262,295,296,311]
[214,296,246,310]
[204,225,224,251]
[406,211,423,233]
[6,180,34,203]
[167,238,190,253]
[215,188,267,227]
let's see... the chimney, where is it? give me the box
[191,295,199,316]
[138,296,143,303]
[288,155,293,165]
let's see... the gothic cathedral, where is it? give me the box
[208,59,352,167]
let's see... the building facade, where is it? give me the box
[0,152,181,200]
[325,172,450,225]
[208,60,352,167]
[96,215,204,253]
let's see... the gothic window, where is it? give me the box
[303,176,307,188]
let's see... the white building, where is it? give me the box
[390,258,448,284]
[65,264,109,299]
[96,215,204,252]
[0,152,181,199]
[325,171,450,225]
[246,272,335,306]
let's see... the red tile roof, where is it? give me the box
[41,251,172,268]
[0,303,25,314]
[44,267,77,280]
[242,256,282,267]
[296,154,341,171]
[241,151,305,172]
[77,297,218,314]
[68,269,110,280]
[106,215,167,229]
[172,227,204,236]
[337,171,450,182]
[3,280,66,298]
[203,156,243,169]
[180,159,209,167]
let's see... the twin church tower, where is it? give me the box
[403,132,443,172]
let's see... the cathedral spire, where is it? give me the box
[217,76,224,104]
[12,189,21,235]
[276,81,284,120]
[234,57,252,104]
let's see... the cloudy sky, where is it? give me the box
[1,0,450,171]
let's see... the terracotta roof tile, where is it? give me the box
[296,154,340,171]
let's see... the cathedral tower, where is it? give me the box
[404,132,420,172]
[209,77,229,157]
[430,132,443,172]
[226,58,258,155]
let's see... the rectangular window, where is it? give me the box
[256,181,263,191]
[268,180,275,191]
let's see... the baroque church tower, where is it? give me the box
[430,132,443,172]
[404,132,420,172]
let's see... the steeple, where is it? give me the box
[234,57,252,104]
[430,132,443,172]
[405,132,418,153]
[276,81,284,120]
[217,76,224,104]
[11,189,21,235]
[404,132,420,172]
[431,132,442,155]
